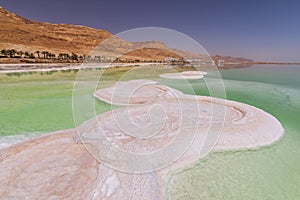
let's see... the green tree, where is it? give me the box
[46,51,49,59]
[8,49,17,57]
[35,51,40,58]
[1,49,8,56]
[58,53,69,60]
[24,52,30,57]
[29,53,35,59]
[71,53,78,61]
[18,51,24,58]
[11,49,17,57]
[42,51,47,59]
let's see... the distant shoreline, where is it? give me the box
[252,62,300,65]
[1,62,300,74]
[221,62,300,65]
[0,63,163,74]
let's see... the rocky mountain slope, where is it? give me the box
[0,7,252,63]
[0,7,113,55]
[0,7,186,60]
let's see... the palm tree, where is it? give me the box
[48,53,55,59]
[58,53,63,59]
[18,51,24,58]
[8,49,17,57]
[71,53,78,61]
[11,49,17,57]
[35,51,40,58]
[58,53,70,60]
[42,51,47,59]
[1,49,8,56]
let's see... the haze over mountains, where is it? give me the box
[0,6,252,63]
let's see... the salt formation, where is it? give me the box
[159,70,208,79]
[0,79,284,199]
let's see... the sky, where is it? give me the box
[1,0,300,62]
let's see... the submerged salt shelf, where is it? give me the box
[0,79,284,199]
[159,71,208,79]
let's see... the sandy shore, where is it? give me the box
[0,80,284,199]
[0,62,163,74]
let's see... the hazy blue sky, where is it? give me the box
[1,0,300,62]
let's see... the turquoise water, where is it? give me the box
[0,69,119,136]
[166,65,300,199]
[0,65,299,199]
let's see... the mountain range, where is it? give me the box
[0,6,252,63]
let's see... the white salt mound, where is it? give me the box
[159,71,207,79]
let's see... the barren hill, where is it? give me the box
[0,7,252,63]
[0,7,114,55]
[0,7,185,60]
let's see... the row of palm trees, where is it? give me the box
[0,49,166,63]
[0,49,34,58]
[0,49,83,61]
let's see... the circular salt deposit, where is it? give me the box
[87,80,284,172]
[159,71,207,79]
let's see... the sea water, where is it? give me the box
[0,65,299,199]
[165,65,300,199]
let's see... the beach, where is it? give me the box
[0,63,163,74]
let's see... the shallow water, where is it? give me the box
[165,65,300,199]
[0,69,116,137]
[0,65,299,199]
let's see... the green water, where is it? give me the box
[0,68,132,136]
[0,65,195,136]
[166,65,300,199]
[0,65,299,199]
